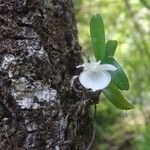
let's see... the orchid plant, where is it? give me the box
[77,14,134,110]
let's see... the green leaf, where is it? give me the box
[140,0,150,9]
[90,14,105,61]
[102,57,129,90]
[102,83,134,110]
[105,40,118,57]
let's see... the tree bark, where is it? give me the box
[0,0,98,149]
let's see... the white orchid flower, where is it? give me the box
[74,60,117,92]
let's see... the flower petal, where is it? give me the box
[70,75,78,87]
[76,65,82,68]
[99,64,117,71]
[76,62,90,70]
[90,60,101,66]
[79,70,111,92]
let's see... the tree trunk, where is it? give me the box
[0,0,98,149]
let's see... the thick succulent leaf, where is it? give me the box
[90,14,105,61]
[102,57,129,90]
[102,83,134,110]
[105,40,118,57]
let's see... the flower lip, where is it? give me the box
[79,70,111,92]
[76,60,117,91]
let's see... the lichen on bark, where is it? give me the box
[0,0,99,149]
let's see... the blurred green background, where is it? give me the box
[73,0,150,149]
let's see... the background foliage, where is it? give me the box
[74,0,150,149]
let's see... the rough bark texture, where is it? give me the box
[0,0,99,149]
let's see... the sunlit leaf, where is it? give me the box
[102,83,134,110]
[90,14,105,61]
[105,40,118,57]
[102,57,129,90]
